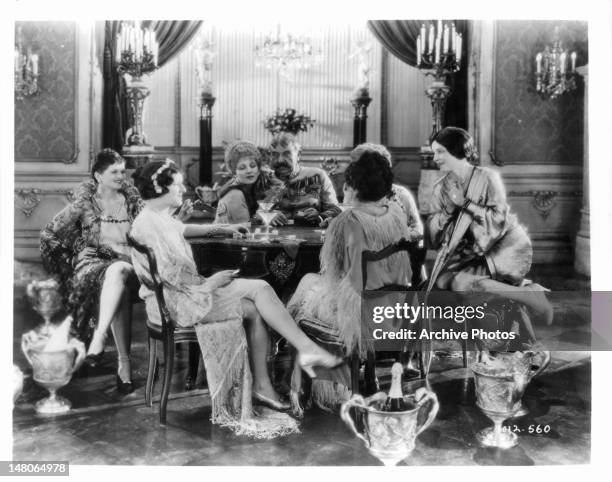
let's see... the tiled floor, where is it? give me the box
[12,263,592,466]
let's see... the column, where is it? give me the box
[574,65,589,276]
[198,92,216,186]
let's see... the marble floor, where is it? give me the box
[12,264,592,466]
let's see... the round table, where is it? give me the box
[189,226,325,295]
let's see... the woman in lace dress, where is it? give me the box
[130,160,341,437]
[40,149,142,393]
[288,151,412,409]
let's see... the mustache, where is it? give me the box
[272,161,293,170]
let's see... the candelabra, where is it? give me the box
[116,22,158,165]
[14,26,39,100]
[535,27,578,99]
[415,21,462,215]
[255,27,322,79]
[416,20,462,143]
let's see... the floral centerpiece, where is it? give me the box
[264,108,315,135]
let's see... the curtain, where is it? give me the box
[367,20,469,133]
[102,20,203,152]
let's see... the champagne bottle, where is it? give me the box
[384,362,412,412]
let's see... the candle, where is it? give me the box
[435,37,441,64]
[420,23,426,51]
[428,23,434,54]
[443,24,449,53]
[14,48,20,73]
[571,51,577,72]
[31,54,38,76]
[437,20,442,39]
[456,34,462,64]
[559,52,566,74]
[416,36,421,65]
[536,52,542,74]
[450,23,455,53]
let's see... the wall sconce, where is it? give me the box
[535,26,578,99]
[14,26,39,100]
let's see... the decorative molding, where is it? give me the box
[14,187,76,217]
[380,48,389,146]
[507,189,582,219]
[14,189,41,217]
[175,56,182,148]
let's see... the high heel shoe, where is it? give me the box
[84,350,105,368]
[85,330,107,368]
[297,352,343,378]
[116,375,134,395]
[253,392,290,411]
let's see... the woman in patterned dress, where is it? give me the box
[40,149,143,393]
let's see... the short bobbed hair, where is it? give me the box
[431,127,479,164]
[91,148,125,179]
[224,140,261,174]
[132,159,181,200]
[344,151,394,202]
[350,143,392,166]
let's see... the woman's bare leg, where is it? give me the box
[251,283,333,357]
[87,261,133,356]
[110,291,133,382]
[241,299,279,401]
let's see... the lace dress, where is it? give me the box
[130,208,299,438]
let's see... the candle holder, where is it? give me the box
[535,27,578,99]
[14,26,40,100]
[116,22,158,162]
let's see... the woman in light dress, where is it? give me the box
[130,160,341,437]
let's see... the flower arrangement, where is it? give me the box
[264,108,315,135]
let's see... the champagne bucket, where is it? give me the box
[340,388,439,466]
[21,336,85,414]
[472,350,550,448]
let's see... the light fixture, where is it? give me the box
[415,20,462,142]
[115,21,159,149]
[254,26,322,79]
[535,26,578,99]
[14,26,39,100]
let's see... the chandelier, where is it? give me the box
[254,28,322,79]
[116,21,159,78]
[415,20,463,142]
[535,26,578,99]
[14,26,39,100]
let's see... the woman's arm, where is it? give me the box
[464,169,510,253]
[40,201,83,278]
[426,181,455,248]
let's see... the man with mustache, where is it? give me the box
[268,133,341,226]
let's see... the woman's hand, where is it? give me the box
[176,200,194,222]
[223,224,250,236]
[74,247,97,271]
[207,270,238,290]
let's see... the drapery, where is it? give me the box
[367,20,469,132]
[102,20,203,152]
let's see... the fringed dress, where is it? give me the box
[130,208,299,438]
[287,202,411,408]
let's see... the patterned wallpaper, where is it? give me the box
[14,21,77,162]
[494,20,587,165]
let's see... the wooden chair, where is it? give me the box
[350,238,427,395]
[126,233,200,425]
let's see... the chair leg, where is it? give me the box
[185,342,200,391]
[364,352,378,395]
[160,331,175,425]
[350,354,361,395]
[145,337,157,408]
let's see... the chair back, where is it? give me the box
[126,232,174,330]
[361,238,426,291]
